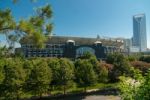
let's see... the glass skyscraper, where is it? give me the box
[133,14,147,52]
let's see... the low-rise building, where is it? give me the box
[17,36,123,59]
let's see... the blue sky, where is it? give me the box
[0,0,150,47]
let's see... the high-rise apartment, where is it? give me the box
[133,14,147,52]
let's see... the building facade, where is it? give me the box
[18,36,123,59]
[133,14,147,52]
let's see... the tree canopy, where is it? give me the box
[0,2,53,52]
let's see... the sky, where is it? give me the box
[0,0,150,48]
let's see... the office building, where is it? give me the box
[133,14,147,52]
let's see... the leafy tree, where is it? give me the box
[106,53,126,64]
[97,63,108,83]
[75,59,97,92]
[26,60,52,97]
[139,56,150,63]
[0,8,18,50]
[0,2,53,53]
[107,53,132,82]
[0,59,5,84]
[79,51,94,59]
[22,59,33,81]
[119,76,140,100]
[136,70,150,100]
[1,59,26,100]
[18,4,53,48]
[57,58,74,94]
[47,58,60,88]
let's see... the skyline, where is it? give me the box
[0,0,150,48]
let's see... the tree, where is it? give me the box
[57,58,74,94]
[1,58,26,100]
[139,56,150,63]
[75,59,97,92]
[97,63,108,83]
[47,58,74,94]
[0,9,17,52]
[47,58,60,89]
[136,70,150,100]
[22,59,34,82]
[119,68,143,100]
[0,58,5,84]
[106,53,132,82]
[0,2,53,53]
[26,60,52,97]
[19,4,53,48]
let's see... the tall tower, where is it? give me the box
[133,14,147,52]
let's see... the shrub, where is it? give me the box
[130,61,150,75]
[139,56,150,63]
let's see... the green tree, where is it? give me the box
[47,58,60,90]
[26,60,52,97]
[75,59,97,92]
[97,63,108,83]
[0,58,5,84]
[57,58,74,94]
[18,4,53,48]
[136,70,150,100]
[107,53,132,82]
[139,56,150,63]
[0,2,53,52]
[1,58,26,100]
[48,58,74,94]
[119,68,143,100]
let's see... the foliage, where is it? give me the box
[18,4,53,48]
[0,3,53,54]
[0,58,5,84]
[119,69,150,100]
[75,59,97,91]
[139,55,150,63]
[131,61,150,75]
[127,55,137,62]
[57,58,74,94]
[107,53,132,82]
[119,67,143,100]
[47,58,60,85]
[1,58,26,100]
[26,60,52,97]
[136,70,150,100]
[119,76,140,100]
[79,51,94,59]
[97,63,109,83]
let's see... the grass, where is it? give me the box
[50,83,118,95]
[19,83,118,99]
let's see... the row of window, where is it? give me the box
[26,54,63,57]
[22,44,65,49]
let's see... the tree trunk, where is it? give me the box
[16,94,19,100]
[63,85,66,95]
[84,87,87,93]
[39,93,42,99]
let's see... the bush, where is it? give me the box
[96,62,110,83]
[106,53,132,82]
[75,59,97,92]
[139,56,150,63]
[130,61,150,75]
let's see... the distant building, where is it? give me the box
[17,36,123,59]
[123,38,132,53]
[130,46,140,53]
[132,14,147,52]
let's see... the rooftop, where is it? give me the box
[20,36,123,47]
